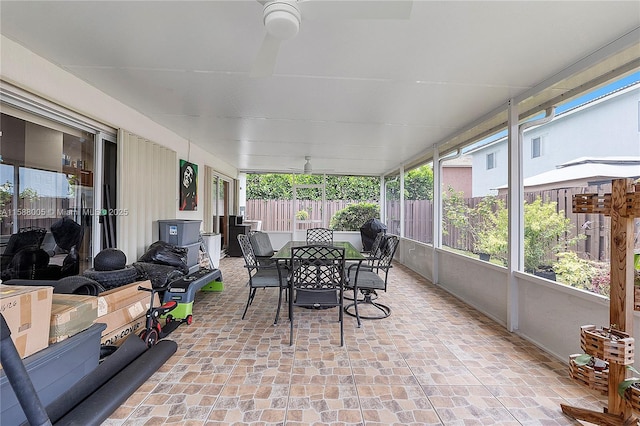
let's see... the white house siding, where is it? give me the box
[472,84,640,196]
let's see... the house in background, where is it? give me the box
[441,155,472,196]
[468,82,640,197]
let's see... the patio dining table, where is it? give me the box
[271,241,366,322]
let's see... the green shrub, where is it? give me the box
[330,202,379,231]
[295,210,309,220]
[553,252,596,289]
[523,198,581,272]
[590,265,611,297]
[473,197,582,272]
[443,188,504,256]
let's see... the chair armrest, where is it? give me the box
[349,262,374,273]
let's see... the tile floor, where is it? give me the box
[104,256,609,425]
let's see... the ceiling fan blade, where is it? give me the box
[300,0,413,21]
[250,33,282,78]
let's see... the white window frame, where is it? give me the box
[486,152,496,170]
[531,136,542,158]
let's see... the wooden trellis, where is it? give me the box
[562,179,639,425]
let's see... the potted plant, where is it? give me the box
[570,353,609,394]
[618,365,640,412]
[295,210,309,221]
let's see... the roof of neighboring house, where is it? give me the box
[442,155,472,167]
[466,81,640,155]
[495,157,640,191]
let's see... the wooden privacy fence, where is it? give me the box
[245,200,376,231]
[246,184,626,262]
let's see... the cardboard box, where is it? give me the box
[97,298,148,336]
[97,280,152,317]
[100,317,146,347]
[0,284,53,359]
[49,294,98,343]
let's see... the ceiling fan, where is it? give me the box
[250,0,413,77]
[289,156,334,175]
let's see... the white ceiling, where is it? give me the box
[1,1,639,176]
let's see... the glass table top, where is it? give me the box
[272,241,365,261]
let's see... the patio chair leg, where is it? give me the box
[242,288,257,320]
[344,290,390,321]
[274,287,283,325]
[290,317,294,346]
[350,288,361,327]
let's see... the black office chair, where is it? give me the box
[1,218,83,281]
[345,235,399,326]
[306,228,333,245]
[238,233,287,324]
[288,244,346,346]
[0,227,47,278]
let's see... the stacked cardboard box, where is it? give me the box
[97,280,158,347]
[0,284,53,360]
[49,294,98,343]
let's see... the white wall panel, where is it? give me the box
[117,129,176,262]
[436,249,509,327]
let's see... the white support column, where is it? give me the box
[432,148,441,285]
[507,99,522,332]
[399,164,405,238]
[379,174,385,224]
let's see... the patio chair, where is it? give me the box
[237,233,287,324]
[306,227,333,244]
[248,230,277,267]
[344,235,399,326]
[288,244,346,346]
[345,231,385,301]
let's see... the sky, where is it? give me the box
[557,72,639,114]
[464,71,640,152]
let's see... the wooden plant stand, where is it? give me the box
[561,179,640,425]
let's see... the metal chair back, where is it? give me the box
[363,232,385,266]
[372,235,399,273]
[305,228,334,245]
[238,233,258,269]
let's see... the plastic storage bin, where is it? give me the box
[183,242,200,268]
[0,323,106,425]
[158,220,202,246]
